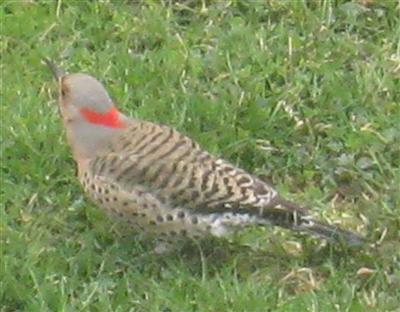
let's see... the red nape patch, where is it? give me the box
[80,107,125,128]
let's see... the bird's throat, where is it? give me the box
[80,106,125,128]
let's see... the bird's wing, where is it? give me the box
[87,121,365,245]
[89,121,309,222]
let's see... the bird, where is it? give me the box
[45,59,365,250]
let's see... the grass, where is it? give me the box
[1,0,399,311]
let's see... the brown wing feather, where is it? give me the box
[90,121,286,214]
[86,120,364,245]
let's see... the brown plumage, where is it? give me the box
[46,60,365,248]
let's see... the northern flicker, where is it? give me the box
[45,60,365,248]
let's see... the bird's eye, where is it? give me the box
[61,85,68,97]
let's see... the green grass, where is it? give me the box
[1,1,400,311]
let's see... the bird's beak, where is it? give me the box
[44,59,66,113]
[43,58,66,81]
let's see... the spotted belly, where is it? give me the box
[79,173,241,240]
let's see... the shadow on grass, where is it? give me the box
[110,231,368,280]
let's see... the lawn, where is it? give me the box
[1,1,399,311]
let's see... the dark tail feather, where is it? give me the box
[261,197,365,247]
[297,218,365,247]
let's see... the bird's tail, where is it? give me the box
[294,216,365,247]
[261,197,365,247]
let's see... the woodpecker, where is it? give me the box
[45,59,364,249]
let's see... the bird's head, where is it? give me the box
[60,73,124,129]
[45,60,127,162]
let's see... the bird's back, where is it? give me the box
[79,118,364,246]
